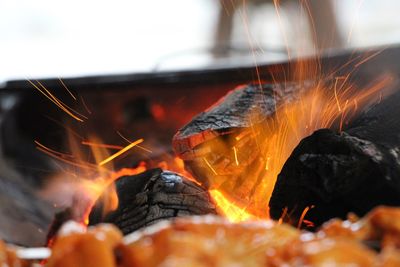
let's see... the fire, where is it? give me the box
[35,63,394,228]
[38,133,148,226]
[33,3,395,227]
[181,62,394,221]
[209,189,256,222]
[155,156,258,222]
[36,72,394,228]
[255,74,393,210]
[78,164,147,225]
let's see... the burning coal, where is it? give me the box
[173,63,394,222]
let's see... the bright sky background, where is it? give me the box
[0,0,400,84]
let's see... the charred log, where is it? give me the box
[173,83,301,160]
[89,168,217,235]
[172,83,307,213]
[270,90,400,227]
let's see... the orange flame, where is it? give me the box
[38,132,149,226]
[256,75,394,210]
[209,189,256,222]
[184,60,394,222]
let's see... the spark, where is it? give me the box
[273,0,291,60]
[302,0,318,52]
[277,207,288,225]
[35,80,87,120]
[265,157,271,170]
[116,131,153,153]
[233,146,239,166]
[302,220,314,228]
[353,99,358,111]
[98,139,144,166]
[35,141,101,171]
[347,0,365,44]
[354,49,384,68]
[334,78,342,112]
[297,205,314,229]
[238,0,263,90]
[235,131,250,141]
[27,79,86,122]
[58,78,77,100]
[203,157,218,175]
[35,140,72,158]
[80,96,92,115]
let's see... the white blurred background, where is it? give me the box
[0,0,399,84]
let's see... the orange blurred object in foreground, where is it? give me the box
[47,222,122,267]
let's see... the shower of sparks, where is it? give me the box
[27,79,87,122]
[31,0,397,226]
[98,138,144,166]
[35,140,102,171]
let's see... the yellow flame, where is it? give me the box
[196,73,393,221]
[209,189,255,223]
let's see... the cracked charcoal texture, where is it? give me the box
[89,168,217,235]
[172,82,313,214]
[173,83,301,158]
[270,90,400,227]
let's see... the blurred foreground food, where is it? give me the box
[2,206,400,266]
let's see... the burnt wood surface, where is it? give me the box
[89,168,217,235]
[173,83,301,160]
[172,83,309,213]
[270,90,400,227]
